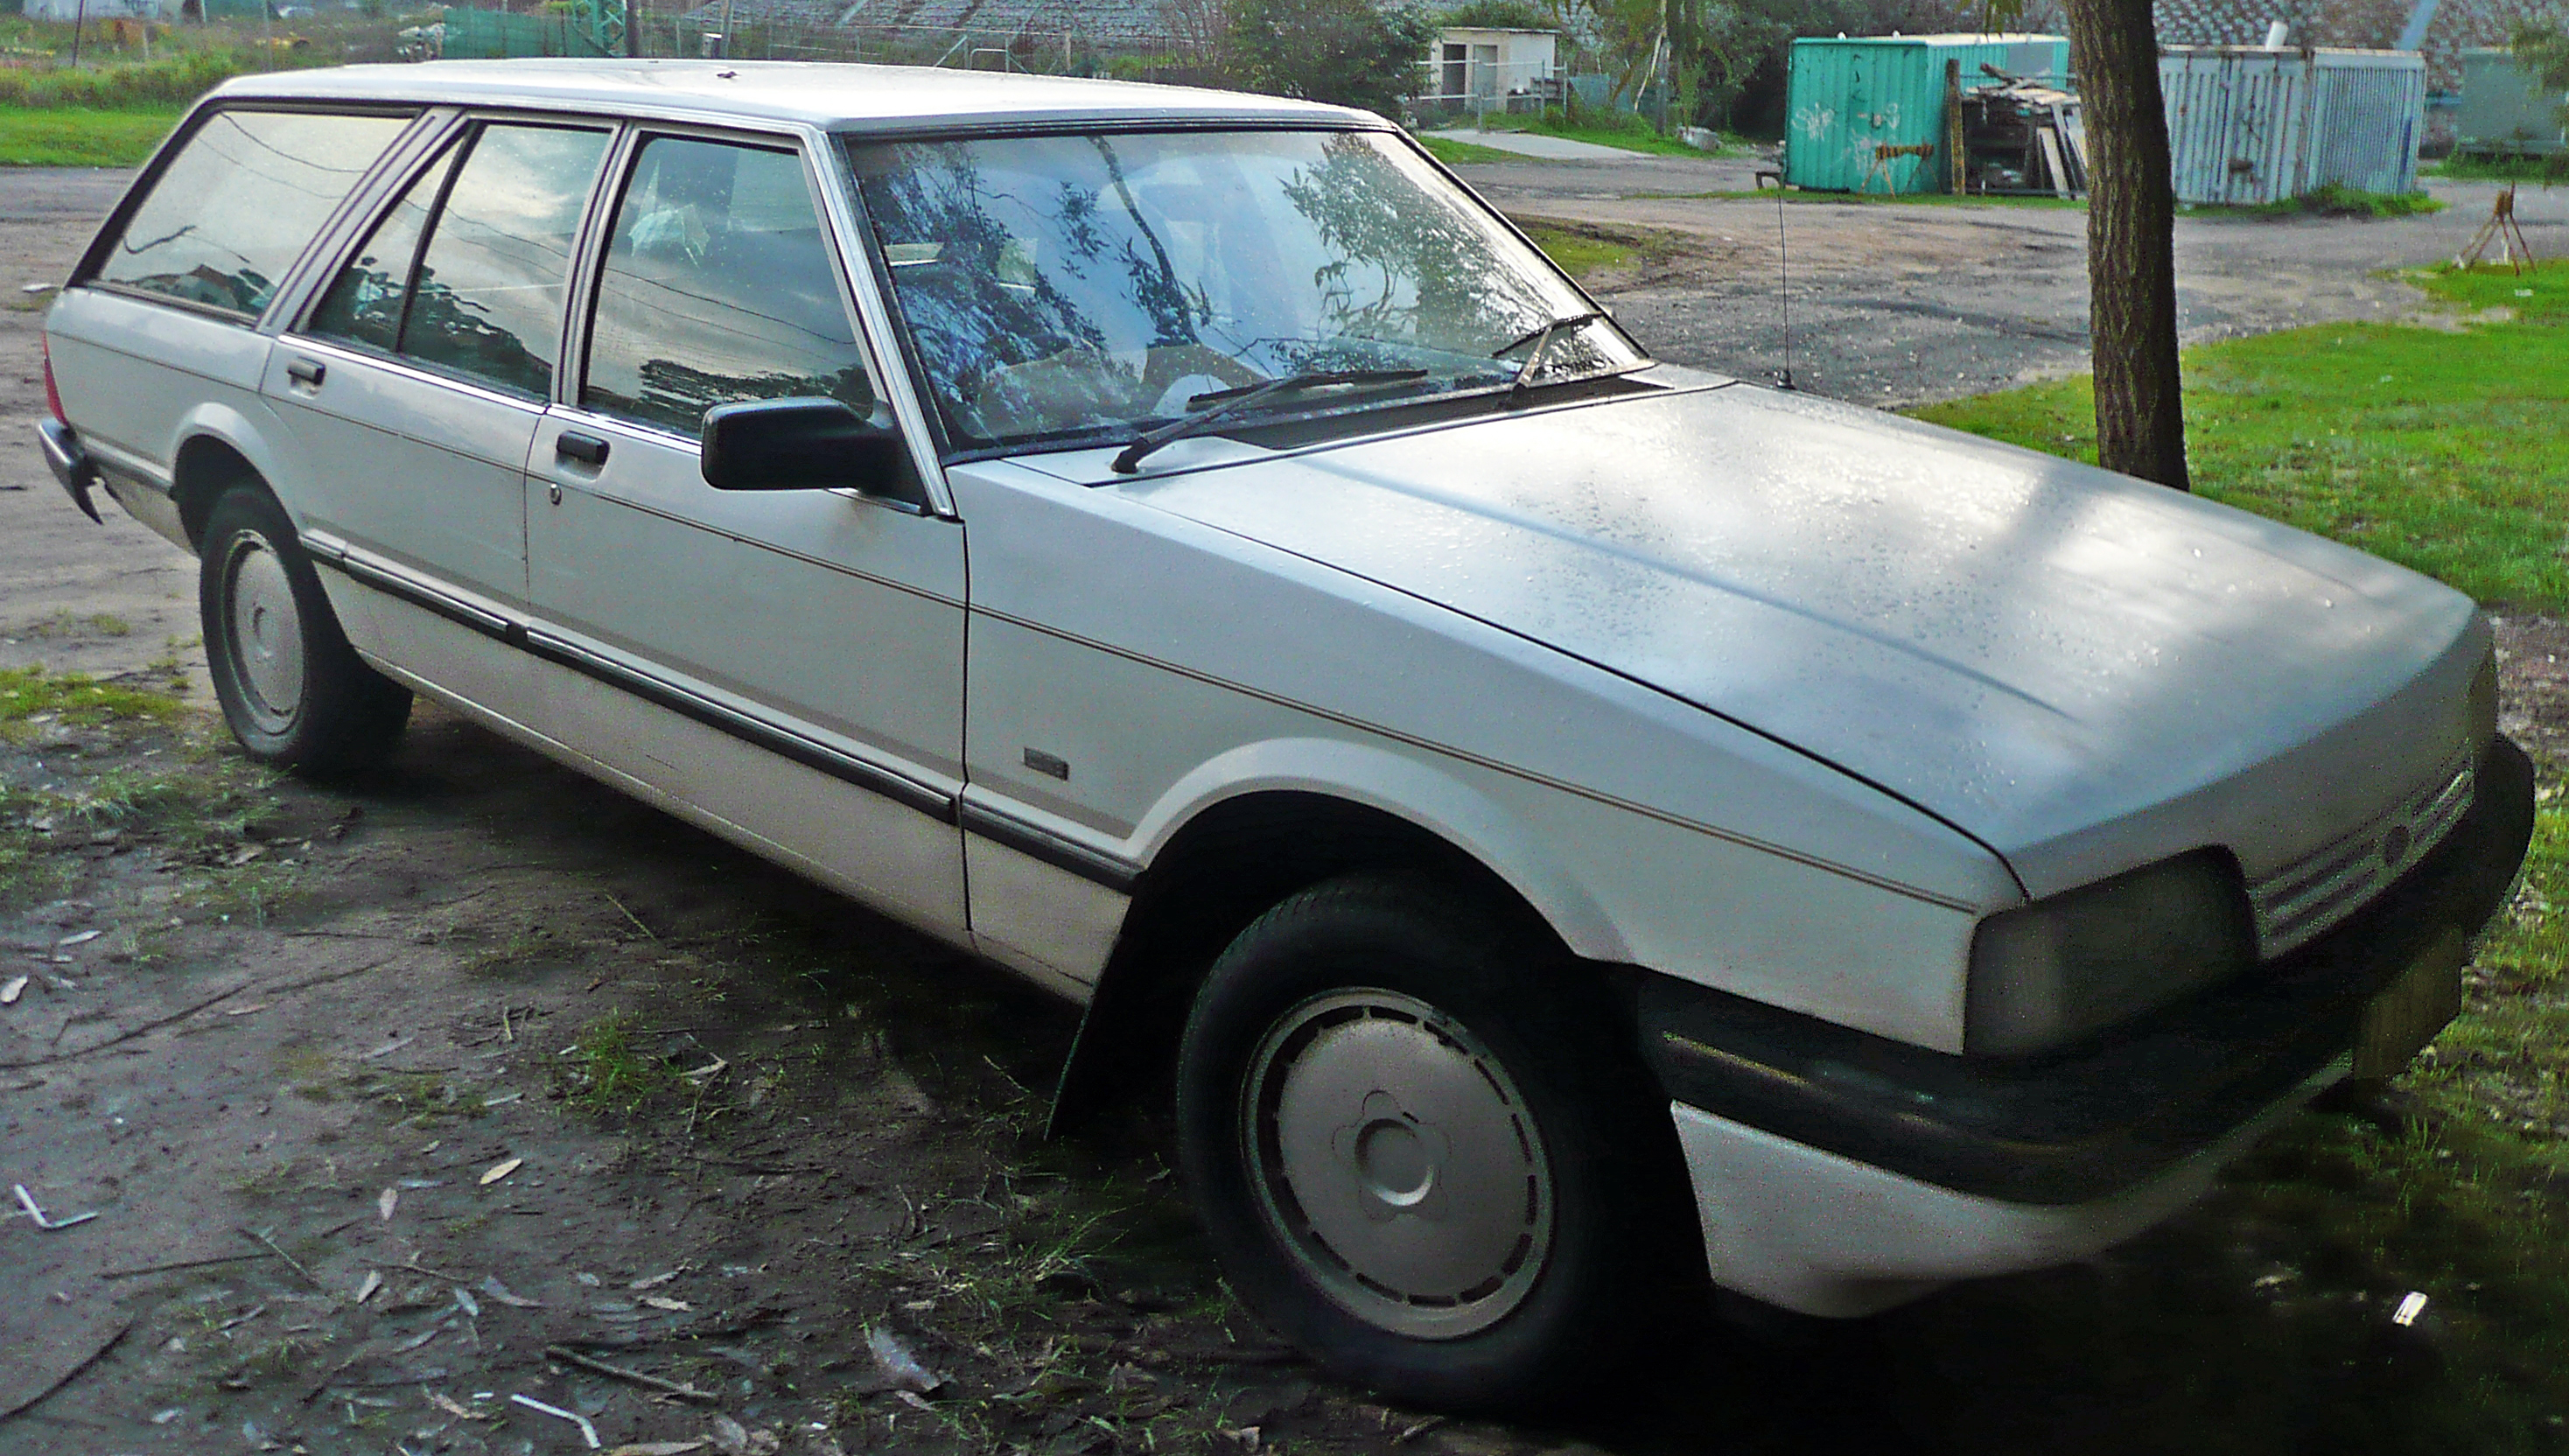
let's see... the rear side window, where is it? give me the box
[94,108,410,318]
[307,144,460,353]
[396,123,610,398]
[582,136,873,437]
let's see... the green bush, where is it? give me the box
[0,48,259,109]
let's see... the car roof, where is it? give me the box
[207,59,1378,133]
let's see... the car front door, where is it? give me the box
[269,117,614,727]
[526,130,969,933]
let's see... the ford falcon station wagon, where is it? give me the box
[37,60,2534,1410]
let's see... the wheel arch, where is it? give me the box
[1050,743,1633,1134]
[169,410,285,550]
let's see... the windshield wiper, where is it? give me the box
[1110,368,1429,474]
[1494,312,1608,395]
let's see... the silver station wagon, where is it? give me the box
[38,60,2534,1410]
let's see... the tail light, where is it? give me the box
[41,336,66,425]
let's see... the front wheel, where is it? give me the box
[200,486,410,774]
[1175,875,1695,1412]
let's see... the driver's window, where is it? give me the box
[582,136,873,439]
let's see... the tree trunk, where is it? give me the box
[2062,0,2189,490]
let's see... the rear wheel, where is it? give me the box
[200,486,410,774]
[1175,875,1694,1412]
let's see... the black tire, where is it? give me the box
[200,486,410,774]
[1175,874,1696,1413]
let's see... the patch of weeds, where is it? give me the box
[2186,184,2447,220]
[361,1070,461,1125]
[230,1159,299,1201]
[2426,153,2569,183]
[2410,257,2569,323]
[560,1011,676,1113]
[0,666,182,735]
[178,856,304,928]
[463,924,564,979]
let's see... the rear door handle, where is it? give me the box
[285,358,326,388]
[555,431,609,467]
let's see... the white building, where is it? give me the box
[1418,26,1560,115]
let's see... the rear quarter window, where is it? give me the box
[91,108,412,319]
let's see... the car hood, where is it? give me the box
[1098,377,2486,900]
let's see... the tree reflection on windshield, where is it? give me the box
[847,129,1640,453]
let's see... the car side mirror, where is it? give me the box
[699,397,922,505]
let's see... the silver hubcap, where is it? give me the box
[224,536,304,733]
[1243,989,1553,1340]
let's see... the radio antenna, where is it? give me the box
[1773,185,1796,390]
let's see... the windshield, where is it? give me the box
[845,129,1644,455]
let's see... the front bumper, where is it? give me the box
[38,418,102,523]
[1641,735,2536,1315]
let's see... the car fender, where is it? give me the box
[1130,734,1634,965]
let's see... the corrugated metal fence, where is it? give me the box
[2160,47,2424,204]
[1784,33,2070,193]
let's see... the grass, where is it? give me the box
[0,666,183,732]
[1632,186,2087,208]
[1520,220,1639,276]
[0,104,179,166]
[1428,109,1727,159]
[562,1011,676,1113]
[1415,134,1526,165]
[2185,183,2447,220]
[2409,256,2569,321]
[2426,153,2568,183]
[1908,284,2569,612]
[1,669,284,912]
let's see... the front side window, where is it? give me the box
[848,129,1642,454]
[396,122,610,398]
[583,136,873,438]
[94,108,411,318]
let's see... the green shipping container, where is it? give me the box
[1784,32,2070,192]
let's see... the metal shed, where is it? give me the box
[2455,47,2568,157]
[2160,47,2427,205]
[1783,32,2070,193]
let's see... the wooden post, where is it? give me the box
[1946,57,1964,193]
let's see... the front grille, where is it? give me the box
[2250,754,2475,956]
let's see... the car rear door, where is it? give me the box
[46,106,417,502]
[525,129,969,934]
[267,116,614,727]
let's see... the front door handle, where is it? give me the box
[555,431,610,467]
[285,358,326,388]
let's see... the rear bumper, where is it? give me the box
[37,418,102,523]
[1642,735,2536,1314]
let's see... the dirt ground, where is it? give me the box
[4,165,2569,1455]
[1449,152,2569,405]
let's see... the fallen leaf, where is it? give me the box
[378,1188,398,1221]
[480,1158,522,1186]
[223,1003,269,1017]
[640,1296,691,1312]
[0,977,24,1006]
[427,1390,494,1422]
[355,1271,382,1305]
[56,930,103,946]
[224,844,267,866]
[605,1444,706,1456]
[479,1274,542,1308]
[628,1270,682,1289]
[867,1326,943,1393]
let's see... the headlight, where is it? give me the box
[1966,852,2256,1057]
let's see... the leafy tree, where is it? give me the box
[2516,20,2569,137]
[1438,0,1557,27]
[1227,0,1441,118]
